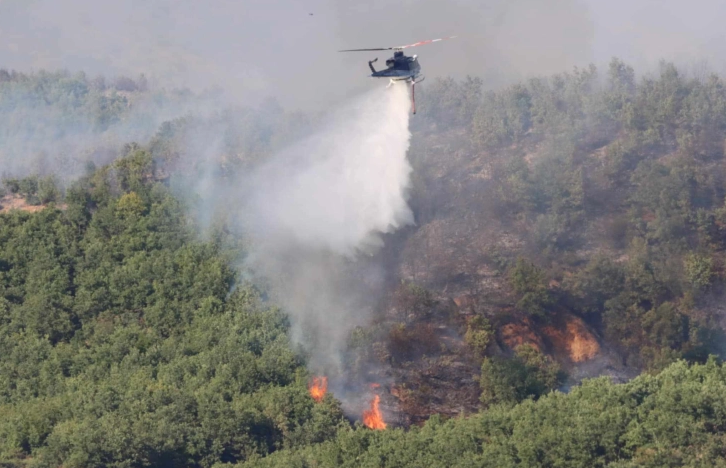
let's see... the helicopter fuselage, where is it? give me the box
[369,50,421,81]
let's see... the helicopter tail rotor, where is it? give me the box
[368,58,378,74]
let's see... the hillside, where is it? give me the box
[245,358,726,468]
[345,59,726,423]
[0,151,345,466]
[3,59,726,466]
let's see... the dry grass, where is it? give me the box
[0,195,45,213]
[0,195,66,214]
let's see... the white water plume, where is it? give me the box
[241,83,414,371]
[244,84,413,256]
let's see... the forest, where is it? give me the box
[3,59,726,466]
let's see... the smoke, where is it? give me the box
[4,0,726,400]
[239,83,413,371]
[0,73,227,180]
[0,62,414,381]
[6,0,726,110]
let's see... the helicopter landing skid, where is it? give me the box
[410,76,425,115]
[411,80,416,114]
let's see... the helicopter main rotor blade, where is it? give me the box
[338,36,456,52]
[395,35,457,50]
[338,47,392,52]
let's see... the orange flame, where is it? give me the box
[309,376,327,402]
[363,394,387,430]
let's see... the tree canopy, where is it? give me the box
[5,58,726,467]
[0,151,344,467]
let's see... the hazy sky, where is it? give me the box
[1,0,725,109]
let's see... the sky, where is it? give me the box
[1,0,725,109]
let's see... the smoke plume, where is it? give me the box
[0,75,225,181]
[240,83,414,372]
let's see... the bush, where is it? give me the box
[38,176,60,204]
[388,322,439,361]
[565,255,625,316]
[684,253,714,290]
[509,258,552,318]
[464,315,493,356]
[394,281,435,323]
[480,344,564,407]
[2,176,40,204]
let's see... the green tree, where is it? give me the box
[480,344,564,407]
[509,258,552,318]
[683,252,714,290]
[464,315,492,356]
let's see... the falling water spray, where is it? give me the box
[240,83,413,384]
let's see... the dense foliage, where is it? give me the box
[0,151,344,467]
[243,358,726,468]
[416,59,726,371]
[0,69,139,134]
[5,59,726,467]
[0,68,312,183]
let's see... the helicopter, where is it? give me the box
[339,36,456,114]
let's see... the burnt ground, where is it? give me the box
[346,125,638,427]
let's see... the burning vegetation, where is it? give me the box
[308,376,328,402]
[362,394,387,430]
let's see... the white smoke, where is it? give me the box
[240,83,414,371]
[0,81,227,181]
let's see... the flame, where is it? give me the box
[308,376,327,402]
[363,394,387,430]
